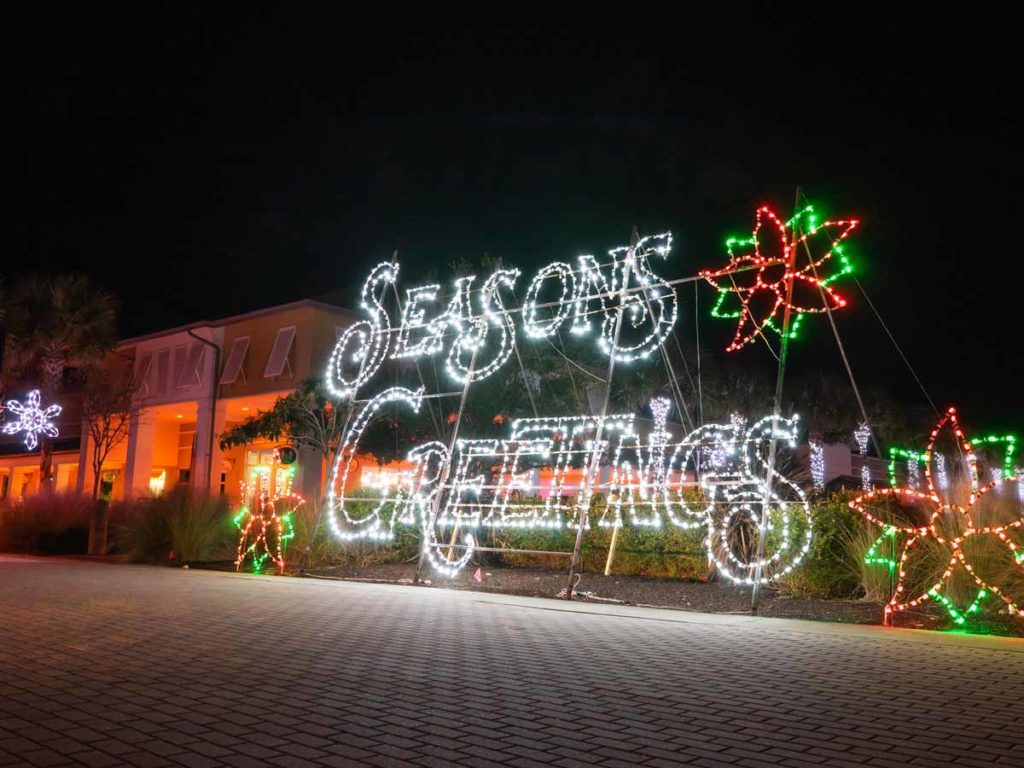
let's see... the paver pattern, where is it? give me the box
[2,557,1023,767]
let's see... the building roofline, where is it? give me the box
[117,298,355,347]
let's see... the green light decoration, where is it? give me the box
[928,587,987,626]
[887,447,926,488]
[864,525,898,571]
[234,500,298,574]
[853,407,1024,631]
[888,435,1017,488]
[701,203,858,352]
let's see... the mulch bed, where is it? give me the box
[305,561,885,624]
[191,558,1024,637]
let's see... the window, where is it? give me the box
[174,343,205,390]
[136,352,153,396]
[156,349,171,395]
[220,337,250,385]
[264,326,296,378]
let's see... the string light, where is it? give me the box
[701,204,858,351]
[522,262,575,338]
[861,465,872,492]
[851,407,1024,627]
[907,458,920,490]
[1,390,62,451]
[326,262,399,398]
[446,268,521,384]
[854,422,871,455]
[809,439,825,491]
[327,391,811,582]
[325,386,427,542]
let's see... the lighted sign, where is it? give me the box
[327,387,810,582]
[326,234,678,398]
[327,234,811,580]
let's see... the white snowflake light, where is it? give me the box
[2,390,62,451]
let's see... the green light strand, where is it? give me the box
[928,586,987,627]
[864,525,898,571]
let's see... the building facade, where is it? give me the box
[1,299,354,504]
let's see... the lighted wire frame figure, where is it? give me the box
[233,464,302,574]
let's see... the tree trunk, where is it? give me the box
[39,436,55,490]
[40,366,63,491]
[88,499,109,556]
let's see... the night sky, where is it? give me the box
[8,8,1022,426]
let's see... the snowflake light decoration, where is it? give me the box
[701,204,858,351]
[850,407,1024,627]
[2,390,62,450]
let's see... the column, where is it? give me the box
[193,398,228,495]
[77,425,95,497]
[123,408,156,500]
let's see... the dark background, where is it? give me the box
[6,6,1021,426]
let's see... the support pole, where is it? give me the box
[565,228,636,598]
[750,194,800,612]
[603,525,620,576]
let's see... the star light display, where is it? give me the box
[233,465,302,574]
[701,205,858,352]
[888,434,1017,487]
[2,390,62,450]
[851,407,1024,627]
[326,389,811,583]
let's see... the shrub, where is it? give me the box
[115,490,235,564]
[780,491,866,599]
[0,492,94,554]
[288,496,421,571]
[486,496,707,579]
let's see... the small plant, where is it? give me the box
[779,492,864,599]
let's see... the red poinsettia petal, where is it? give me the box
[792,219,858,274]
[924,407,979,504]
[725,288,783,351]
[701,255,764,292]
[785,273,848,314]
[753,206,788,263]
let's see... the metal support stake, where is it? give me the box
[565,228,636,598]
[751,194,800,612]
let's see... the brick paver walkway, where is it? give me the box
[2,557,1023,767]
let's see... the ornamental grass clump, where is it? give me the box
[115,490,234,564]
[0,491,93,554]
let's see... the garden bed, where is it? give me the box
[297,562,1024,636]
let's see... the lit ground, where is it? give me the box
[2,557,1023,767]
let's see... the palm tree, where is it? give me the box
[3,275,117,488]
